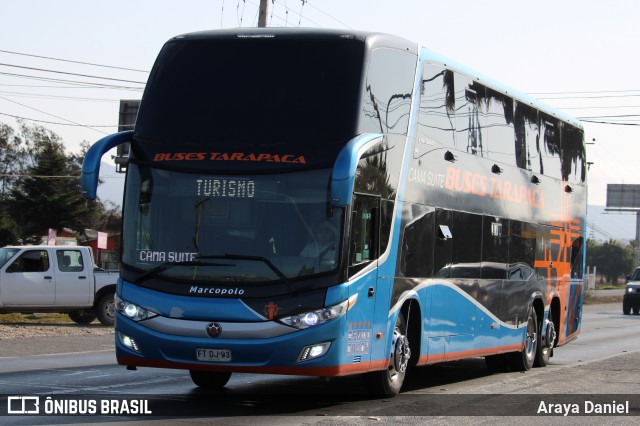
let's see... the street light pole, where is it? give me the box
[258,0,269,27]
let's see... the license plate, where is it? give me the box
[196,348,232,362]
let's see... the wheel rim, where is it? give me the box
[525,316,537,363]
[103,297,115,321]
[389,327,411,379]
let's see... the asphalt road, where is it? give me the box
[0,301,638,425]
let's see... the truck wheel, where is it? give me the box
[189,370,232,389]
[510,307,537,371]
[68,310,97,324]
[622,301,631,315]
[96,293,115,326]
[365,311,410,396]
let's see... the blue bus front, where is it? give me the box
[115,162,367,376]
[80,29,417,385]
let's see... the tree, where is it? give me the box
[4,124,97,244]
[586,239,634,284]
[0,122,28,197]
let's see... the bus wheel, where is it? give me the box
[366,311,410,397]
[534,311,556,368]
[189,370,232,389]
[510,308,537,371]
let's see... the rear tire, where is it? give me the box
[96,293,115,326]
[366,311,410,397]
[68,310,97,325]
[509,307,537,371]
[534,310,555,367]
[189,370,232,389]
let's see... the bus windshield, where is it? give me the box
[122,163,342,283]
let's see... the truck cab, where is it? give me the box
[0,246,117,325]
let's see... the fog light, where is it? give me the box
[118,332,141,353]
[298,342,330,362]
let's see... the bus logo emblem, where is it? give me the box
[206,322,222,337]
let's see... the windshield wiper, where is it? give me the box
[135,260,234,284]
[196,253,296,294]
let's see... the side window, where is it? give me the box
[400,208,435,277]
[481,216,509,279]
[8,250,50,273]
[570,236,584,279]
[359,48,416,135]
[538,115,562,179]
[353,141,397,256]
[484,87,515,165]
[561,125,586,184]
[433,209,453,277]
[455,73,486,157]
[450,212,482,278]
[514,102,539,171]
[509,221,537,275]
[416,64,455,156]
[348,194,380,276]
[56,249,84,272]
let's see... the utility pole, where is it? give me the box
[258,0,269,27]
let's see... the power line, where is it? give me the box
[0,63,146,85]
[579,119,640,126]
[529,89,640,96]
[0,96,110,134]
[304,0,352,28]
[0,49,149,73]
[0,90,120,102]
[0,112,117,128]
[0,71,144,91]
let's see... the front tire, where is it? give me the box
[189,370,232,389]
[68,310,97,325]
[623,300,631,315]
[96,293,115,326]
[510,307,537,371]
[366,311,410,397]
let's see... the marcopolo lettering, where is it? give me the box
[189,286,245,296]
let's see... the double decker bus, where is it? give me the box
[82,28,586,396]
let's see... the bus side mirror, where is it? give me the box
[81,131,133,200]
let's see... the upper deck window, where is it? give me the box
[135,37,364,149]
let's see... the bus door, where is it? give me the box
[346,193,382,368]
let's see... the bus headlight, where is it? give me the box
[280,294,357,329]
[115,295,157,321]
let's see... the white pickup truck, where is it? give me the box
[0,245,118,326]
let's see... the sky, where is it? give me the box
[1,0,639,216]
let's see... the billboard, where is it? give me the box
[606,184,640,209]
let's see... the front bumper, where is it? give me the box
[114,312,360,377]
